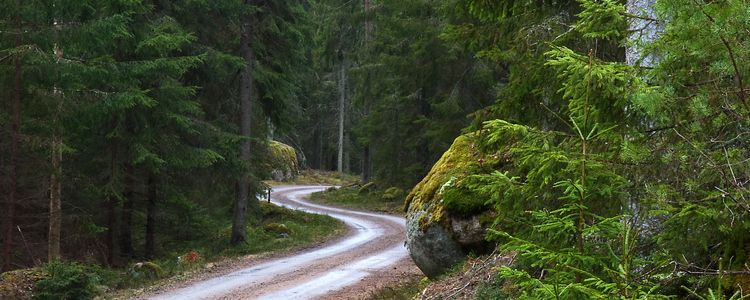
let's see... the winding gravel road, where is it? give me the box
[144,186,413,300]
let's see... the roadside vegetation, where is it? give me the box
[308,184,408,215]
[0,201,345,299]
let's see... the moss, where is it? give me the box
[405,133,501,231]
[264,223,292,235]
[442,184,488,216]
[405,135,477,213]
[268,141,299,181]
[140,262,165,278]
[358,182,376,194]
[0,268,46,298]
[385,187,404,197]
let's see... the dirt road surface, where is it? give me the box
[143,186,419,300]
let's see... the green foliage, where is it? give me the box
[310,187,405,214]
[34,261,102,300]
[475,277,514,300]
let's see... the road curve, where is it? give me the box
[147,186,410,300]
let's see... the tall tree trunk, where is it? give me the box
[48,19,64,263]
[231,7,255,246]
[362,72,371,183]
[107,195,116,264]
[144,174,156,259]
[106,134,117,265]
[313,109,321,170]
[4,0,22,272]
[119,165,135,258]
[49,137,61,262]
[361,0,372,183]
[337,60,345,173]
[626,0,661,67]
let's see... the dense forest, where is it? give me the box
[3,0,750,298]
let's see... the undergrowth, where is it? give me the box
[308,185,406,214]
[0,200,346,299]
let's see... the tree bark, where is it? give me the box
[48,20,64,263]
[119,165,135,258]
[106,134,117,265]
[231,6,255,246]
[145,174,157,259]
[626,0,662,67]
[312,109,321,170]
[337,60,345,173]
[4,0,22,272]
[362,0,372,183]
[107,194,116,265]
[49,137,61,262]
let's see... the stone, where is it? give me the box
[404,134,504,278]
[269,141,299,181]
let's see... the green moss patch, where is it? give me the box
[268,141,299,181]
[405,133,501,230]
[442,185,488,216]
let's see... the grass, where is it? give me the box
[361,275,424,300]
[0,201,347,299]
[308,186,407,215]
[267,169,361,186]
[107,201,346,298]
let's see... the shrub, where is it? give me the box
[34,261,101,300]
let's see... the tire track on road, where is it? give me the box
[148,186,409,300]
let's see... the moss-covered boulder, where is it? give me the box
[404,134,503,279]
[269,141,299,181]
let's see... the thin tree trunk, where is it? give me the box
[231,7,255,246]
[145,174,156,259]
[119,165,135,258]
[4,0,22,272]
[49,137,61,262]
[106,134,117,265]
[337,60,345,173]
[48,19,64,263]
[362,0,372,183]
[107,195,116,265]
[313,109,321,169]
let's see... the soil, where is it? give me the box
[130,186,424,300]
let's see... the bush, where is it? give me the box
[34,261,101,300]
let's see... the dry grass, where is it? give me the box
[415,251,517,300]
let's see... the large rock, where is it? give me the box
[404,134,502,278]
[269,141,299,181]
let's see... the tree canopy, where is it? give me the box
[3,0,750,298]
